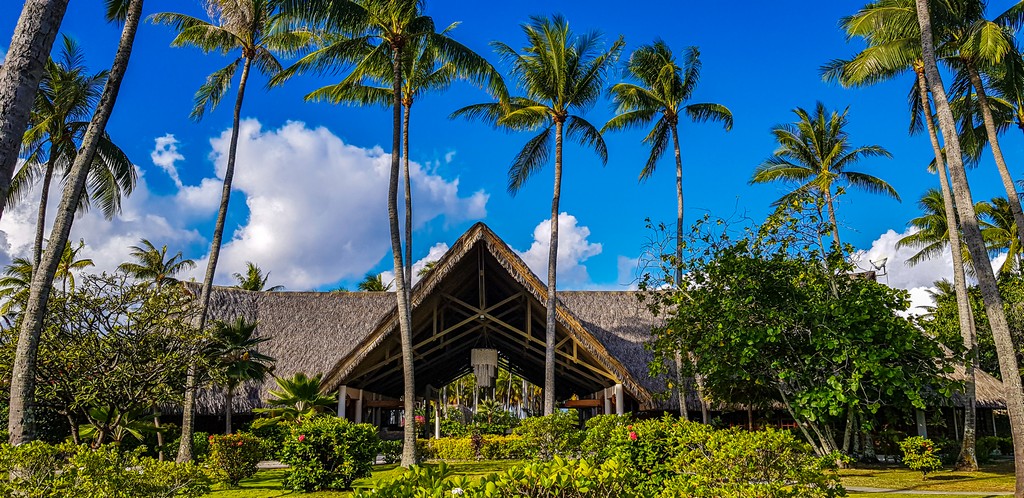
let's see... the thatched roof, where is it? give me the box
[194,222,1007,415]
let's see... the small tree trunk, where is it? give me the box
[916,65,980,472]
[842,407,855,454]
[543,119,564,416]
[65,413,79,445]
[390,46,417,468]
[916,4,1024,494]
[32,156,57,270]
[152,407,164,461]
[966,63,1024,249]
[225,385,234,434]
[0,0,70,223]
[7,0,143,445]
[181,54,253,463]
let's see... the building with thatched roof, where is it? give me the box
[197,222,1009,439]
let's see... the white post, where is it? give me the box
[338,385,348,419]
[614,384,624,416]
[354,391,363,424]
[434,403,441,439]
[915,409,928,438]
[603,388,611,415]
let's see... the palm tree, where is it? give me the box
[274,0,499,465]
[452,15,623,415]
[897,188,981,268]
[7,0,145,445]
[826,2,983,469]
[0,258,35,318]
[749,102,898,249]
[357,273,392,292]
[207,317,274,434]
[151,0,309,462]
[915,1,1024,492]
[232,262,284,291]
[117,238,196,290]
[0,0,70,222]
[979,197,1022,275]
[603,41,732,420]
[254,372,335,424]
[13,35,136,269]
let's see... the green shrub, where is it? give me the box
[0,441,209,497]
[423,435,527,460]
[280,415,379,491]
[976,436,1001,464]
[581,414,633,461]
[996,436,1014,455]
[247,421,290,459]
[379,439,402,464]
[167,430,212,462]
[899,436,943,478]
[512,409,582,460]
[933,437,960,466]
[207,433,266,486]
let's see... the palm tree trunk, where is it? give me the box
[180,55,253,463]
[0,0,70,223]
[966,63,1024,250]
[824,191,842,249]
[543,119,564,416]
[916,66,979,472]
[670,124,689,421]
[403,101,413,293]
[916,3,1024,494]
[390,46,417,469]
[32,155,57,270]
[6,0,143,445]
[225,385,233,434]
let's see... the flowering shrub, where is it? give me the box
[207,433,266,486]
[280,416,380,491]
[422,435,527,460]
[0,441,209,497]
[512,409,583,459]
[899,436,943,478]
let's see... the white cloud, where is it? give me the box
[517,213,602,287]
[200,119,487,289]
[616,255,640,289]
[380,242,450,289]
[151,134,185,188]
[444,151,456,163]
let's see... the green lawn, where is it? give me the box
[207,459,1016,497]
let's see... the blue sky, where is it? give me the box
[1,1,1022,303]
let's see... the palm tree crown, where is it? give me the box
[232,261,284,291]
[117,238,196,289]
[750,102,898,247]
[357,273,392,292]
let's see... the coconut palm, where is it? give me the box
[232,262,284,291]
[603,41,732,420]
[897,188,981,269]
[254,372,335,424]
[979,197,1023,275]
[357,273,392,292]
[275,0,494,467]
[13,35,136,269]
[915,0,1024,491]
[453,15,623,415]
[8,0,145,446]
[117,238,196,290]
[151,0,310,461]
[749,102,898,249]
[207,317,274,434]
[0,241,93,318]
[826,2,983,469]
[0,0,70,222]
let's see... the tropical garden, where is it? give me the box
[0,0,1022,496]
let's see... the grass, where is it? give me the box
[206,460,522,497]
[207,459,1017,497]
[840,459,1016,495]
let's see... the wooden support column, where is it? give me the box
[603,387,611,415]
[338,385,348,419]
[354,390,363,424]
[614,384,624,416]
[915,409,928,438]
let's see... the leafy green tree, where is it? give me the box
[453,14,623,415]
[151,0,310,462]
[14,35,135,269]
[749,102,898,249]
[207,317,274,434]
[232,262,284,291]
[254,372,335,424]
[117,238,196,290]
[357,273,392,292]
[603,40,732,420]
[8,0,146,446]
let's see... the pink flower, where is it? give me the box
[298,434,306,442]
[629,431,638,441]
[415,415,426,424]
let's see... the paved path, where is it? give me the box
[847,486,1013,495]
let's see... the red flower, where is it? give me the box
[298,434,306,442]
[629,431,638,441]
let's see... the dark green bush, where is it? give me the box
[247,420,290,459]
[996,436,1014,455]
[207,432,267,486]
[976,436,1001,464]
[0,441,209,497]
[280,415,379,491]
[379,439,402,464]
[512,409,582,459]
